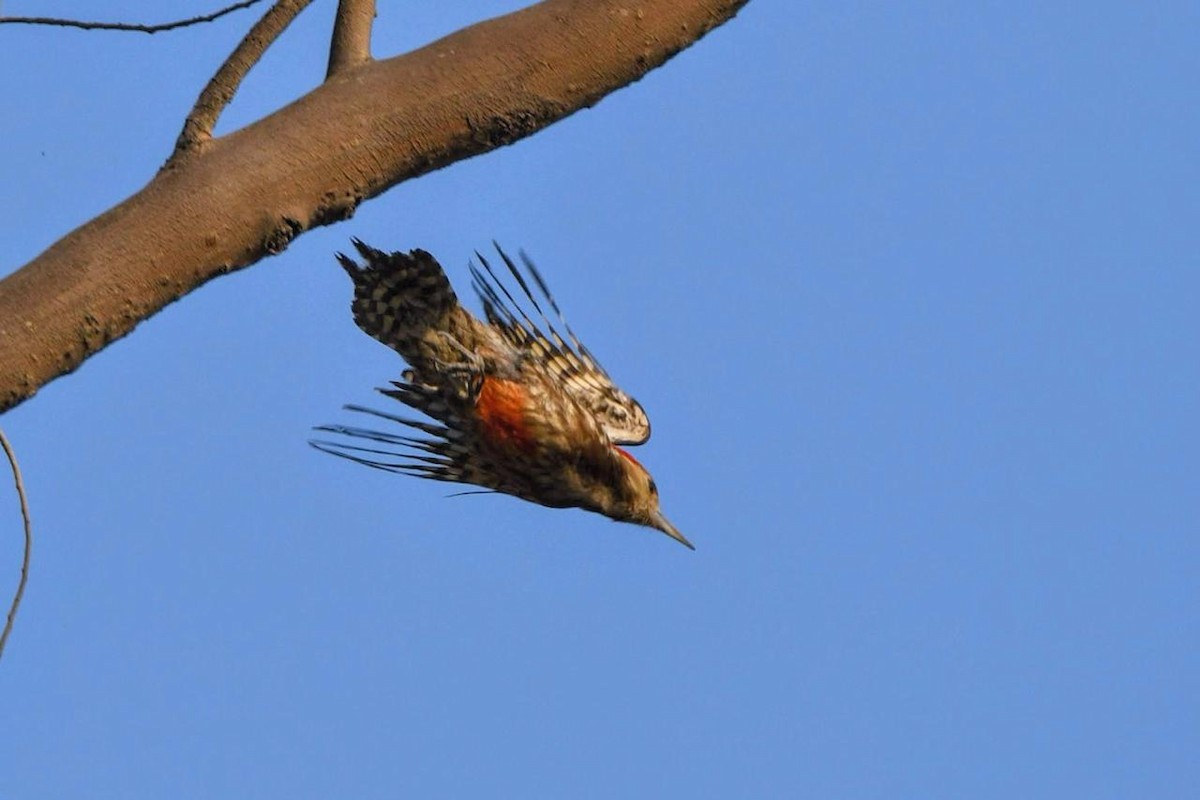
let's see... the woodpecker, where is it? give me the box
[311,240,692,550]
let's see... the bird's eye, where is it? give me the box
[648,479,658,495]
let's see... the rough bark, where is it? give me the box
[0,0,748,414]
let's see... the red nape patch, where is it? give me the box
[476,377,534,452]
[613,446,645,471]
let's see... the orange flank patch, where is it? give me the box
[476,377,535,452]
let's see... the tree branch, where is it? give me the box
[174,0,317,157]
[0,0,750,414]
[0,428,32,661]
[0,0,264,34]
[326,0,375,80]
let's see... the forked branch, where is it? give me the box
[174,0,317,157]
[327,0,376,79]
[0,0,750,414]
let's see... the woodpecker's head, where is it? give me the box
[603,447,693,550]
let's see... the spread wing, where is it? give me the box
[469,245,652,446]
[310,399,523,498]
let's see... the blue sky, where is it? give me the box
[2,1,1197,797]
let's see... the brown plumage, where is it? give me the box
[311,239,691,549]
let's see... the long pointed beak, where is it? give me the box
[650,511,695,550]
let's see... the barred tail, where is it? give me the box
[336,239,461,357]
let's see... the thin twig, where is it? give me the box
[0,428,32,661]
[326,0,376,79]
[0,0,264,34]
[173,0,316,158]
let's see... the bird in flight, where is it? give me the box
[311,240,691,549]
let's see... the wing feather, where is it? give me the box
[470,246,652,445]
[311,402,511,490]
